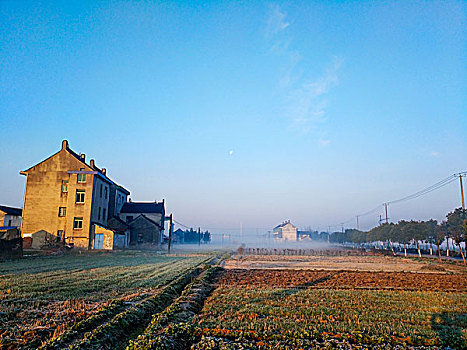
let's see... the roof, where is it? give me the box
[273,221,296,230]
[128,214,162,229]
[0,205,22,216]
[120,202,165,214]
[20,140,131,195]
[107,216,129,231]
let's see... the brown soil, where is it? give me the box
[225,254,466,274]
[218,269,467,291]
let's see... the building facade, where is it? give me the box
[20,140,130,249]
[273,221,298,242]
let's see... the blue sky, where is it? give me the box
[1,1,465,235]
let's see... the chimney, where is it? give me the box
[90,159,95,168]
[129,198,132,203]
[62,140,69,150]
[80,154,86,162]
[102,168,106,175]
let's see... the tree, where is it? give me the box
[446,208,466,264]
[390,221,410,256]
[436,221,448,261]
[401,221,427,257]
[424,219,438,256]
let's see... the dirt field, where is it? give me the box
[225,254,466,273]
[218,269,467,291]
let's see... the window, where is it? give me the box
[8,219,12,226]
[76,189,85,203]
[77,168,86,183]
[58,207,66,217]
[73,217,83,229]
[100,184,103,197]
[104,186,108,199]
[103,208,106,221]
[61,180,68,193]
[57,230,63,242]
[98,207,101,220]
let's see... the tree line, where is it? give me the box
[330,208,466,262]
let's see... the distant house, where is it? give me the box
[20,140,130,250]
[119,201,165,245]
[172,228,185,244]
[0,205,22,229]
[273,221,298,242]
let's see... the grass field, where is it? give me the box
[1,249,466,349]
[191,253,467,349]
[0,251,212,349]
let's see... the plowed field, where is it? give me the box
[219,269,467,291]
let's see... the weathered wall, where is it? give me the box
[91,224,114,250]
[21,150,94,249]
[282,224,297,241]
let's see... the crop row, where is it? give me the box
[126,266,222,349]
[0,253,211,350]
[193,287,467,349]
[218,269,467,291]
[40,256,213,350]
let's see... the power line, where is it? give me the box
[329,171,465,232]
[387,174,458,205]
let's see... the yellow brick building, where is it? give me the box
[20,140,130,249]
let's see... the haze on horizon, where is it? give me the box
[1,1,466,236]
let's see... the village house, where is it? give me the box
[273,220,298,242]
[0,205,22,229]
[20,140,131,250]
[119,201,165,245]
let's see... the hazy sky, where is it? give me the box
[1,1,466,235]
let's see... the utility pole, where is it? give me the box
[198,227,201,246]
[384,203,389,224]
[460,173,465,211]
[356,216,359,230]
[168,214,173,254]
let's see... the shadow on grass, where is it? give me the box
[269,273,339,299]
[431,312,467,349]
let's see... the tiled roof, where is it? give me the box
[128,214,162,229]
[0,205,22,216]
[120,202,164,214]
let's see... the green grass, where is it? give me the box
[0,251,207,301]
[194,287,467,346]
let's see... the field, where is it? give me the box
[191,252,467,349]
[1,249,466,349]
[0,251,213,349]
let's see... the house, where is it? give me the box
[128,214,162,245]
[119,201,165,245]
[91,224,128,250]
[0,205,22,229]
[273,221,298,242]
[172,228,185,244]
[20,140,130,250]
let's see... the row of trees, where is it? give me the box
[329,208,466,262]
